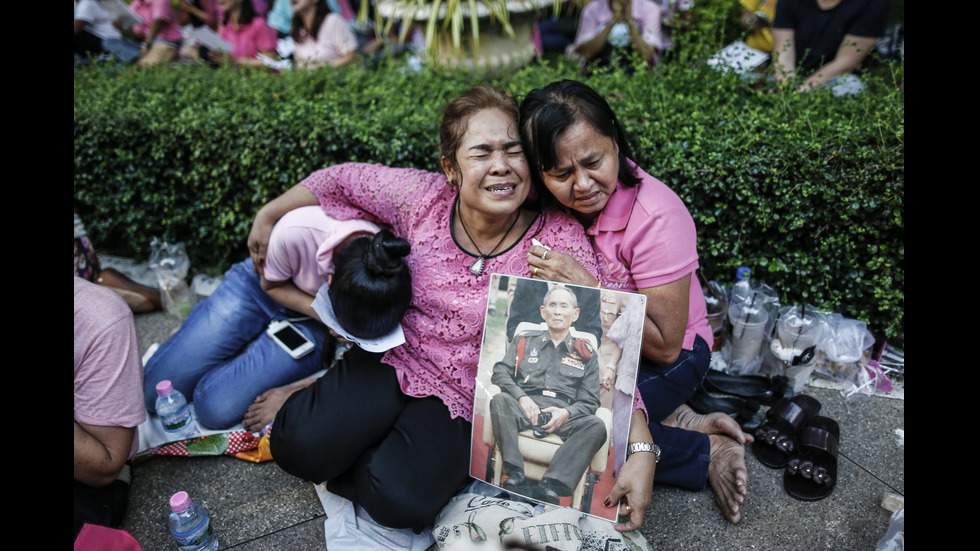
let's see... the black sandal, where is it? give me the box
[783,416,840,501]
[750,395,822,468]
[703,371,793,406]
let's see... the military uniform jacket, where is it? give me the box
[491,329,601,420]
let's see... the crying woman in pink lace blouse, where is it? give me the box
[246,84,653,532]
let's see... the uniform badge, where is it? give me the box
[528,348,539,363]
[561,356,585,370]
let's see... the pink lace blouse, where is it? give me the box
[301,163,599,421]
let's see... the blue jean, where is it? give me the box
[142,258,327,430]
[637,335,712,490]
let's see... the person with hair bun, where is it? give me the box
[250,84,658,533]
[142,206,412,432]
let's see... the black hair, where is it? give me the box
[290,0,333,44]
[223,0,257,27]
[329,229,413,339]
[518,79,641,204]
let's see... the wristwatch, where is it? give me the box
[627,442,661,463]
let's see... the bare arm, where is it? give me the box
[622,0,656,64]
[637,275,690,365]
[74,420,136,487]
[771,27,797,83]
[330,50,357,67]
[260,277,320,320]
[574,20,617,59]
[799,34,878,91]
[248,184,319,275]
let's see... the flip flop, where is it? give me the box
[750,395,821,468]
[783,416,840,501]
[703,371,794,406]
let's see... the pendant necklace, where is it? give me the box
[455,195,521,276]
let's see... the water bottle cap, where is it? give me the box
[156,380,174,396]
[170,491,190,512]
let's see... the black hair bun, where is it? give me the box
[365,229,411,275]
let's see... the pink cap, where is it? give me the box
[156,380,174,396]
[170,491,190,513]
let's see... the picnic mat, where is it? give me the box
[135,404,273,463]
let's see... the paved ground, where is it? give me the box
[111,261,904,550]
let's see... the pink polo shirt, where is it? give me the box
[130,0,184,43]
[220,16,278,59]
[571,0,664,53]
[587,162,713,350]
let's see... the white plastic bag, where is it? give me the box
[149,238,197,319]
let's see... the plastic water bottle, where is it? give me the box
[729,266,754,306]
[168,491,219,551]
[155,380,196,439]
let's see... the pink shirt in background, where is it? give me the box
[220,16,278,58]
[74,277,147,460]
[587,162,713,351]
[263,206,381,296]
[293,13,358,68]
[301,163,600,421]
[131,0,184,42]
[571,0,664,54]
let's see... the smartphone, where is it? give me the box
[266,320,315,360]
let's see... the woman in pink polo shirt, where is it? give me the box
[211,0,279,68]
[518,79,753,525]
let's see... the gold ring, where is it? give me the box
[533,266,539,276]
[622,502,633,516]
[541,251,548,261]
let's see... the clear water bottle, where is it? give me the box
[729,266,754,307]
[155,380,196,439]
[168,491,219,551]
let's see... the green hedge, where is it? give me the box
[74,15,904,342]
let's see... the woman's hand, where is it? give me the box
[605,410,656,532]
[607,446,655,531]
[527,245,598,287]
[248,184,320,276]
[248,212,275,277]
[208,49,232,65]
[600,366,616,390]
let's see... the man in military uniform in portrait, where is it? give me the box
[490,285,607,504]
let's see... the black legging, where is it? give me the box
[271,346,472,532]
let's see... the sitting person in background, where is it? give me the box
[535,0,582,56]
[75,277,146,538]
[568,0,662,71]
[597,291,624,409]
[290,0,359,68]
[771,0,888,93]
[267,0,295,36]
[739,0,778,54]
[142,206,410,430]
[178,0,220,29]
[74,0,142,64]
[176,0,220,62]
[211,0,280,68]
[127,0,185,67]
[74,213,162,313]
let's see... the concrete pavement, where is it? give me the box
[112,262,904,550]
